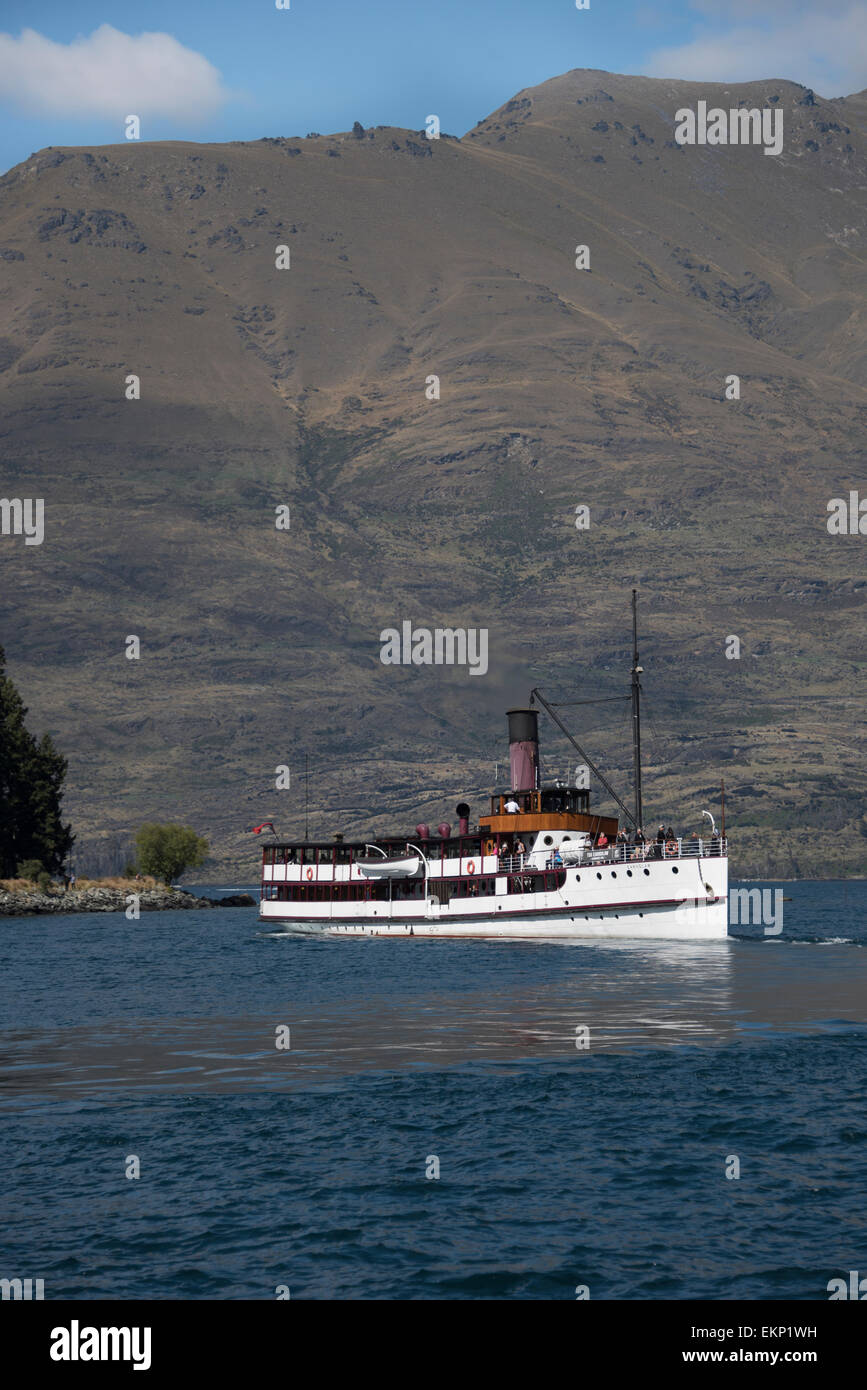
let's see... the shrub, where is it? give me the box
[134,824,209,885]
[37,870,52,892]
[16,858,44,882]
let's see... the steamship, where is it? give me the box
[259,595,729,939]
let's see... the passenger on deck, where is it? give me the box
[504,797,520,813]
[597,832,608,850]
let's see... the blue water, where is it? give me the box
[1,880,865,1299]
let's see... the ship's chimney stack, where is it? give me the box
[507,708,539,792]
[456,802,470,836]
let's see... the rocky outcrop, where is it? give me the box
[0,887,256,917]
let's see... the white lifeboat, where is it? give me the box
[356,854,422,879]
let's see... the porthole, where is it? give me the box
[611,871,617,878]
[575,873,581,882]
[543,835,554,846]
[643,868,650,876]
[627,869,632,877]
[596,871,602,879]
[563,835,571,842]
[639,912,644,918]
[672,866,679,874]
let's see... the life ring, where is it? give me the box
[305,867,314,881]
[467,861,476,875]
[666,840,677,857]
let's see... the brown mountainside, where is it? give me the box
[1,68,865,879]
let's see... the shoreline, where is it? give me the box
[0,886,256,917]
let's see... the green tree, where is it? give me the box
[15,858,44,882]
[0,646,74,877]
[134,824,209,884]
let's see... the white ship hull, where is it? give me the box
[260,854,729,940]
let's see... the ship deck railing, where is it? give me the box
[499,838,726,873]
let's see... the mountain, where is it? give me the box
[1,68,865,879]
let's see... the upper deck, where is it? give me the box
[261,833,728,880]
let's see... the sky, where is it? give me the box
[1,0,865,174]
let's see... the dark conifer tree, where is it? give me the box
[0,646,74,877]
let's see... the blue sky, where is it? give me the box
[1,0,864,173]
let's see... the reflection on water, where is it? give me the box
[1,936,864,1105]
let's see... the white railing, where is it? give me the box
[496,838,726,873]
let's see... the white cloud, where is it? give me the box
[0,25,227,121]
[645,2,867,97]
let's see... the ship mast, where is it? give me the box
[630,589,644,832]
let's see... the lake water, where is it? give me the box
[1,880,865,1300]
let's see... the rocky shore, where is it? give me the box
[0,886,256,917]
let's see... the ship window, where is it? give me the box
[643,868,650,876]
[596,872,602,879]
[627,869,632,877]
[300,847,316,865]
[672,866,679,874]
[459,876,496,897]
[543,836,553,846]
[392,880,425,899]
